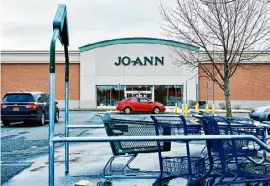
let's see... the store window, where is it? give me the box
[96,85,125,106]
[154,85,183,106]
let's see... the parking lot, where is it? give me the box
[1,111,101,184]
[1,111,251,186]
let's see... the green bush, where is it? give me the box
[219,102,226,109]
[189,100,197,109]
[234,104,241,110]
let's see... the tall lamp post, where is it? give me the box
[118,83,120,101]
[184,73,198,116]
[212,49,215,115]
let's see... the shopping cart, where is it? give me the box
[197,116,268,162]
[97,113,171,186]
[200,116,270,185]
[151,115,208,186]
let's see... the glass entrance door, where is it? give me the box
[125,86,153,100]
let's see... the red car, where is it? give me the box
[116,97,166,114]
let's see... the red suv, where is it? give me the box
[116,97,166,114]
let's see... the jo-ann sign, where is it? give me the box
[114,56,164,66]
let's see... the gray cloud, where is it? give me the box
[1,0,175,50]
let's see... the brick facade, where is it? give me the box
[1,51,269,109]
[199,63,270,101]
[1,63,80,100]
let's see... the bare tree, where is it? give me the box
[160,0,270,117]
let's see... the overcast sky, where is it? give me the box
[1,0,175,51]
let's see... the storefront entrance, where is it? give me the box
[96,85,183,106]
[125,91,152,99]
[125,86,154,100]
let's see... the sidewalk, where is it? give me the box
[3,128,203,186]
[62,107,251,114]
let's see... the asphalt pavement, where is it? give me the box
[1,111,102,185]
[1,111,251,186]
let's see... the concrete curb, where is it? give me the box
[60,108,251,113]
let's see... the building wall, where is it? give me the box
[1,63,81,108]
[1,49,270,109]
[199,63,270,109]
[1,51,81,109]
[80,43,198,108]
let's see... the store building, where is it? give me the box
[79,38,199,109]
[1,37,270,109]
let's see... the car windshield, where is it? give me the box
[2,94,35,102]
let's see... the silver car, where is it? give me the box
[249,105,270,121]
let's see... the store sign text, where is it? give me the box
[114,56,164,66]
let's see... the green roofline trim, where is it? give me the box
[79,37,200,52]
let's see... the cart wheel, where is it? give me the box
[189,182,206,186]
[97,179,112,186]
[191,181,207,186]
[158,180,170,186]
[206,179,215,186]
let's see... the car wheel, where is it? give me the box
[2,120,10,127]
[153,107,160,114]
[39,113,46,126]
[55,111,59,122]
[124,107,132,114]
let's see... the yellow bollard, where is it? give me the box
[195,103,199,113]
[205,104,209,114]
[212,104,215,115]
[182,104,185,116]
[185,104,189,117]
[175,103,178,114]
[74,180,93,186]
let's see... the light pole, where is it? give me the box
[185,80,188,104]
[206,81,209,104]
[185,73,198,104]
[184,73,198,116]
[118,83,120,101]
[212,78,215,104]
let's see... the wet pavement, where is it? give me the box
[1,111,252,186]
[3,128,205,186]
[1,111,101,185]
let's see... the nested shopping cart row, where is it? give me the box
[96,113,270,186]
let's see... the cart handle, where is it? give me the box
[52,134,270,152]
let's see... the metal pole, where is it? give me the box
[196,83,198,103]
[212,81,215,104]
[206,81,209,104]
[64,44,69,173]
[152,85,154,102]
[110,88,112,106]
[51,135,270,152]
[118,83,120,101]
[49,4,69,186]
[212,62,215,104]
[196,74,198,103]
[166,87,168,106]
[49,29,59,186]
[185,81,188,104]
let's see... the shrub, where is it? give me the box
[234,104,241,110]
[198,101,206,109]
[189,100,197,109]
[219,102,226,110]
